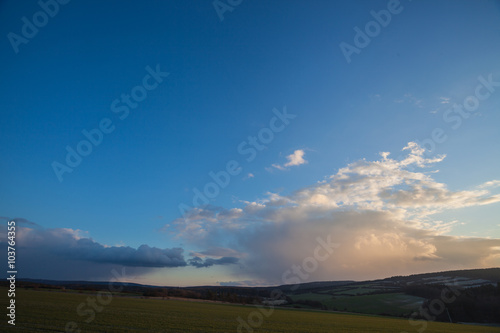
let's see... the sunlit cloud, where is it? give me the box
[272,149,308,170]
[172,142,500,284]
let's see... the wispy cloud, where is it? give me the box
[440,96,451,104]
[394,93,423,108]
[243,173,255,180]
[478,180,500,189]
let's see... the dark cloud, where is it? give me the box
[0,225,189,281]
[0,216,38,226]
[188,256,239,268]
[16,227,187,268]
[189,247,243,258]
[67,240,186,268]
[0,222,243,281]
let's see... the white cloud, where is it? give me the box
[243,173,255,180]
[271,163,286,171]
[285,149,307,167]
[272,149,307,170]
[478,180,500,189]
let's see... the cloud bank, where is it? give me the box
[3,142,498,285]
[0,223,238,281]
[174,142,500,284]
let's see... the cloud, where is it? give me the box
[0,221,246,281]
[370,94,382,102]
[188,246,241,268]
[188,256,239,268]
[285,149,307,167]
[243,173,255,180]
[394,93,423,108]
[272,149,307,170]
[0,216,38,226]
[440,97,451,104]
[478,180,500,189]
[0,225,195,281]
[172,142,500,284]
[17,227,186,268]
[190,247,244,258]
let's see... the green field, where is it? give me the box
[289,291,425,316]
[289,292,333,302]
[325,293,426,316]
[2,288,500,333]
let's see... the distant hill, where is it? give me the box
[385,267,500,283]
[13,267,500,290]
[18,277,164,288]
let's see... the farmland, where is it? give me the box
[2,287,500,333]
[288,291,426,316]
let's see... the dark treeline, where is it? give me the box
[141,286,262,305]
[404,283,500,323]
[1,280,268,305]
[389,268,500,284]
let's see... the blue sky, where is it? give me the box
[1,0,499,286]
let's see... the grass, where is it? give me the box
[1,287,500,333]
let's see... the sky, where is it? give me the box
[1,0,500,287]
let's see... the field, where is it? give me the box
[2,288,500,333]
[289,291,425,316]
